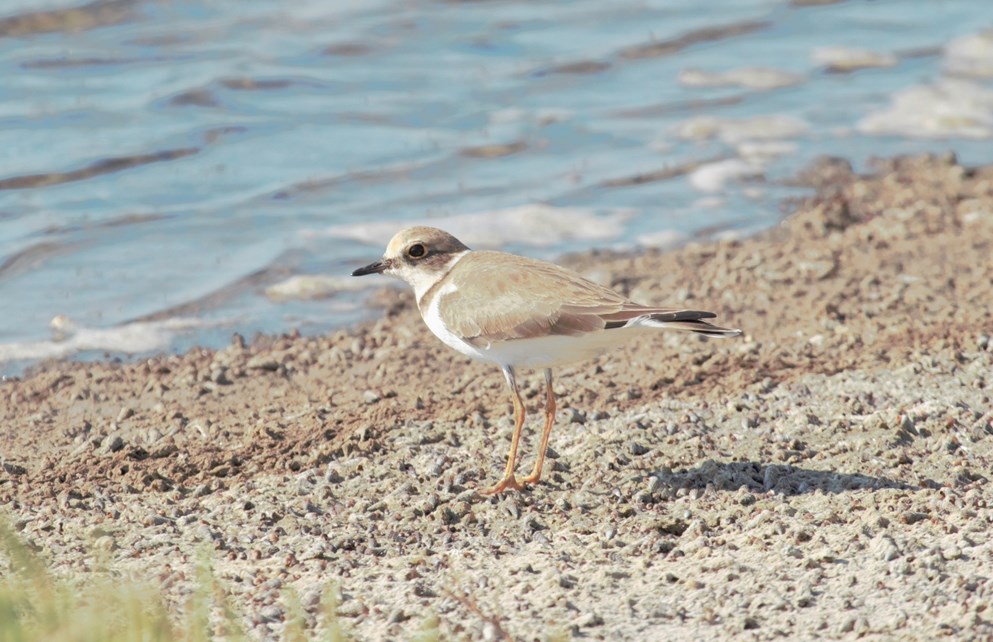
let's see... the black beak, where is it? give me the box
[352,259,388,276]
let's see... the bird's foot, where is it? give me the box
[478,471,547,495]
[478,474,524,496]
[516,471,543,487]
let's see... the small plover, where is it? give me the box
[353,226,741,494]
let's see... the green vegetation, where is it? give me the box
[0,520,346,642]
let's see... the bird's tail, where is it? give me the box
[615,310,742,338]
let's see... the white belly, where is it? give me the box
[473,329,642,369]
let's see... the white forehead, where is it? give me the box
[385,230,417,256]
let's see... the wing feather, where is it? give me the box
[438,251,631,345]
[434,251,738,346]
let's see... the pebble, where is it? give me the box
[440,507,459,525]
[628,441,648,456]
[388,608,409,624]
[647,476,664,494]
[246,355,280,371]
[579,613,604,627]
[2,461,27,476]
[101,433,125,455]
[871,534,901,562]
[92,535,116,552]
[210,367,232,384]
[503,500,521,520]
[259,605,283,623]
[337,602,365,618]
[564,408,586,424]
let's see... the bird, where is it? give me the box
[352,226,741,495]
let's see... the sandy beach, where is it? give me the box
[2,153,992,640]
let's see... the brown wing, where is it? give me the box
[437,251,691,346]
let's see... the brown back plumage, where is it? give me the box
[433,251,739,346]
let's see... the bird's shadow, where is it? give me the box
[650,460,917,496]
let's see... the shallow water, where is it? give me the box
[1,0,992,373]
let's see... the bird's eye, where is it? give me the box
[407,243,426,258]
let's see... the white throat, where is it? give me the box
[400,250,470,305]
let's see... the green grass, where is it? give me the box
[0,519,347,642]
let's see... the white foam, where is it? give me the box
[635,229,687,248]
[649,139,674,153]
[679,67,803,90]
[674,115,808,144]
[488,108,572,125]
[265,275,377,301]
[742,186,766,200]
[0,316,214,365]
[690,196,728,210]
[713,228,747,242]
[735,140,797,160]
[811,46,897,72]
[313,204,634,249]
[858,79,993,139]
[945,30,993,79]
[688,159,764,193]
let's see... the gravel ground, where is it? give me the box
[2,153,992,640]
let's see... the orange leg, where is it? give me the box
[519,369,555,487]
[479,367,525,495]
